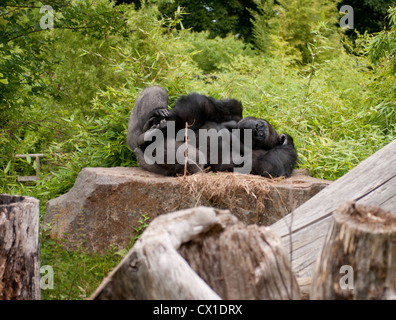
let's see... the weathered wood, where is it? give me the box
[90,207,300,300]
[15,154,45,158]
[178,222,300,300]
[270,139,396,287]
[310,202,396,300]
[15,154,45,182]
[0,194,41,300]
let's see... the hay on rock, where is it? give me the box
[177,172,286,217]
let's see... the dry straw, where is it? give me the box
[177,172,286,216]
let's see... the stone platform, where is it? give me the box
[44,167,331,252]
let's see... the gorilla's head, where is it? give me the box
[237,117,280,150]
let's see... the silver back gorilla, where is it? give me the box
[127,86,205,176]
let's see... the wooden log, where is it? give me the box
[310,201,396,300]
[179,223,300,300]
[270,139,396,290]
[0,194,41,300]
[91,207,300,300]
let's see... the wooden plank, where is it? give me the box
[356,177,396,211]
[270,139,396,280]
[15,154,45,158]
[18,176,40,182]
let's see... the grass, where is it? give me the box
[39,213,150,300]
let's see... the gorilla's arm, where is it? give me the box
[127,86,169,151]
[167,93,243,132]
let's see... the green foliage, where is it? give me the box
[0,0,134,178]
[40,226,122,300]
[157,0,258,40]
[250,0,276,53]
[260,0,341,64]
[364,6,396,133]
[339,0,395,35]
[185,31,255,73]
[0,0,131,123]
[367,6,396,71]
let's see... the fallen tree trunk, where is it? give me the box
[310,202,396,300]
[91,207,300,300]
[0,194,41,300]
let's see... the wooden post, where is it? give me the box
[91,207,300,300]
[0,194,41,300]
[310,201,396,300]
[15,154,45,182]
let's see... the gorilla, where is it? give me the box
[126,86,205,176]
[127,86,297,178]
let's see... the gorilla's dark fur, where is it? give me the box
[127,86,297,178]
[168,93,243,132]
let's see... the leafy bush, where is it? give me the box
[185,31,255,73]
[364,6,396,134]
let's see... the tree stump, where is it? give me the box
[91,207,300,300]
[310,201,396,300]
[0,194,41,300]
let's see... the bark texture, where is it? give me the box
[91,207,300,300]
[0,194,41,300]
[310,201,396,300]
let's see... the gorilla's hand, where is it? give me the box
[142,109,170,132]
[155,109,169,118]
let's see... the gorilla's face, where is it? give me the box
[237,117,280,150]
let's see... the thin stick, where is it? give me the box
[184,122,188,177]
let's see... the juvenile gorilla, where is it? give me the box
[199,117,297,177]
[236,117,297,177]
[127,86,297,177]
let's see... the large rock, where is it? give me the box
[44,167,331,253]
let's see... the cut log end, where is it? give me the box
[311,201,396,300]
[334,201,396,233]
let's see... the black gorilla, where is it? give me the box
[127,86,297,177]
